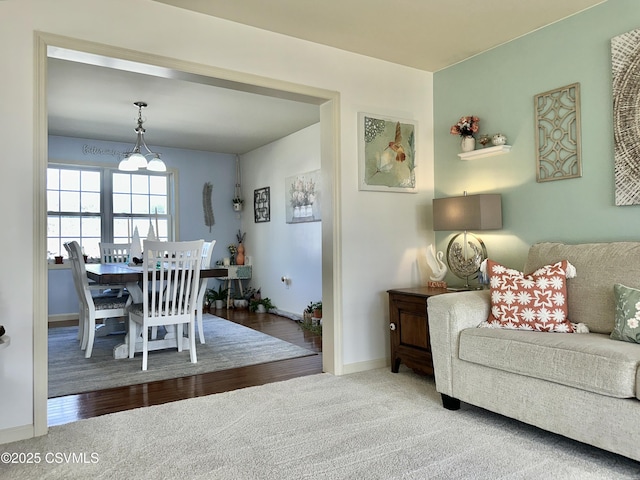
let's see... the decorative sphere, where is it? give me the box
[492,133,507,146]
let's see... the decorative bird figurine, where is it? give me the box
[386,122,406,162]
[426,244,448,281]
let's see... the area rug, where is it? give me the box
[48,314,316,398]
[6,368,640,479]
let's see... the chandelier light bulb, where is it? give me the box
[119,101,166,172]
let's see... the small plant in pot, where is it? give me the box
[250,297,275,313]
[312,301,322,319]
[303,302,315,321]
[206,285,229,310]
[232,198,244,212]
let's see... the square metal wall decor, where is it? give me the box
[254,186,270,223]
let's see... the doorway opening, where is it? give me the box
[35,32,341,434]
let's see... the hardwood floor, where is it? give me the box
[47,310,323,427]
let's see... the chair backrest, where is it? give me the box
[142,240,203,322]
[64,241,93,308]
[63,241,84,303]
[196,240,217,305]
[99,242,131,264]
[201,240,216,269]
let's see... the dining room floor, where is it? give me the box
[47,309,322,426]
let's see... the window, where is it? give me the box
[47,165,172,260]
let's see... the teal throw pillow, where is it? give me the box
[611,283,640,344]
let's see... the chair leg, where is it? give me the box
[151,326,158,340]
[189,320,197,364]
[77,302,84,343]
[142,324,148,371]
[176,323,183,352]
[197,310,205,344]
[128,315,137,359]
[85,314,96,358]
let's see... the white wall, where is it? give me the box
[0,0,433,442]
[241,124,322,316]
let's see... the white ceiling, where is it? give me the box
[48,0,606,155]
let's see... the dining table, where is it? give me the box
[85,263,228,359]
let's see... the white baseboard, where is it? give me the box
[341,357,389,375]
[0,424,36,445]
[48,313,79,323]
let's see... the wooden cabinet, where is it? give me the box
[387,287,450,376]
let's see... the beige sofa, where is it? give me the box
[427,242,640,462]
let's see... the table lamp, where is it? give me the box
[432,192,502,290]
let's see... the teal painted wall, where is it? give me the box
[433,0,640,276]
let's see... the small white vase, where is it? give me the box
[461,136,475,152]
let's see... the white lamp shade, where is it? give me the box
[128,152,148,168]
[118,158,138,171]
[147,156,167,172]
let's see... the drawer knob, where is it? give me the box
[389,323,396,331]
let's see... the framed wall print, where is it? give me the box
[286,170,321,224]
[254,186,270,223]
[358,112,417,193]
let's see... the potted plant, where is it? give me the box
[233,290,249,309]
[312,301,322,319]
[303,301,314,321]
[250,297,275,313]
[206,285,229,310]
[232,198,244,212]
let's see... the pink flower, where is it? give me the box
[450,115,480,137]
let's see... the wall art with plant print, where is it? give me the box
[286,169,321,224]
[358,112,417,193]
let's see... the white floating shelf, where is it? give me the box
[458,145,512,160]
[0,335,10,350]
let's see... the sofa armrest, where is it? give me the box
[427,290,490,397]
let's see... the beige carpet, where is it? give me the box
[48,314,315,397]
[5,368,640,479]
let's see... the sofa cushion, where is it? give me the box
[524,242,640,334]
[483,259,577,332]
[611,284,640,344]
[459,327,640,399]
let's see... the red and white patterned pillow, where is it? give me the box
[482,259,578,333]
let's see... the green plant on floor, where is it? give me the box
[249,297,275,312]
[299,317,322,335]
[206,284,229,303]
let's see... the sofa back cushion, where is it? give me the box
[524,242,640,333]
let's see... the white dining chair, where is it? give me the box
[98,242,132,297]
[195,240,216,344]
[99,242,131,264]
[128,239,203,371]
[64,241,130,358]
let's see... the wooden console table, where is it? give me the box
[387,286,450,376]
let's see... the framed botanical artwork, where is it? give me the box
[254,186,270,223]
[286,169,321,224]
[358,112,417,193]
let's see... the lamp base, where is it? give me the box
[446,232,487,283]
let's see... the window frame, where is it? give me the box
[47,162,175,260]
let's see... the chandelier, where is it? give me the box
[118,101,166,172]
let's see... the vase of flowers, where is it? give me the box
[450,116,479,152]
